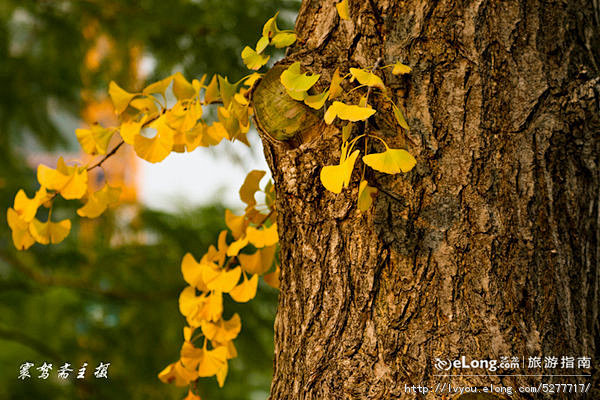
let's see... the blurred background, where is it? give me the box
[0,0,299,398]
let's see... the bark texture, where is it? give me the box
[259,1,599,398]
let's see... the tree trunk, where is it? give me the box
[257,1,599,398]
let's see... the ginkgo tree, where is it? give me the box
[8,0,599,399]
[7,7,415,396]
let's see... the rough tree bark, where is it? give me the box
[255,1,599,399]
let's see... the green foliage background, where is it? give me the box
[0,0,298,398]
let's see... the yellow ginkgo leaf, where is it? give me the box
[216,361,228,388]
[119,119,144,145]
[205,267,241,293]
[262,12,279,38]
[329,68,344,100]
[239,170,266,208]
[392,103,409,130]
[246,223,278,248]
[143,75,173,97]
[200,313,241,342]
[37,157,88,200]
[130,96,159,117]
[324,101,376,125]
[76,124,115,155]
[193,75,206,96]
[109,81,137,114]
[229,273,259,303]
[77,184,121,218]
[204,122,229,145]
[133,114,174,163]
[158,361,196,387]
[14,187,48,222]
[184,126,205,152]
[179,286,203,318]
[223,340,237,359]
[199,260,221,285]
[237,251,262,275]
[204,75,220,104]
[362,147,416,174]
[7,208,36,250]
[167,100,203,134]
[285,88,308,101]
[197,346,228,378]
[304,90,329,110]
[183,326,194,342]
[336,0,350,20]
[206,291,223,321]
[218,76,237,108]
[243,73,262,88]
[233,93,249,106]
[263,264,280,289]
[280,62,320,92]
[256,36,269,54]
[358,180,378,211]
[183,290,223,324]
[238,245,275,275]
[181,254,205,291]
[271,32,296,48]
[225,209,247,239]
[342,123,353,142]
[320,149,360,193]
[349,68,386,91]
[241,46,270,70]
[392,62,412,75]
[29,217,71,245]
[226,237,247,258]
[173,72,197,101]
[180,341,203,369]
[216,230,228,259]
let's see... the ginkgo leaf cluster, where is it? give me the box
[160,169,280,389]
[278,60,417,212]
[242,13,296,71]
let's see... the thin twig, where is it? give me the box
[87,140,125,171]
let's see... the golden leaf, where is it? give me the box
[304,90,329,110]
[173,72,197,101]
[336,0,350,20]
[280,62,320,92]
[320,149,360,193]
[13,187,48,222]
[37,157,88,200]
[324,101,376,125]
[200,313,241,342]
[358,180,378,211]
[241,46,270,70]
[263,264,280,289]
[392,62,412,75]
[133,114,174,163]
[239,170,266,208]
[329,68,344,100]
[362,147,416,174]
[229,274,259,303]
[246,223,278,248]
[349,68,385,91]
[7,208,35,250]
[77,184,121,218]
[29,218,71,245]
[108,81,137,114]
[76,124,115,155]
